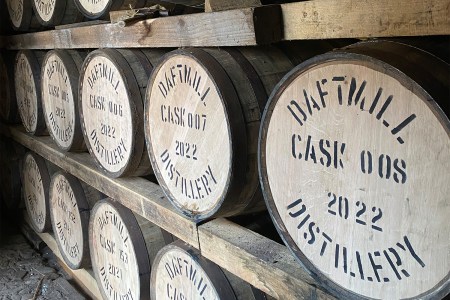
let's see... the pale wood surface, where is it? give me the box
[37,232,102,300]
[205,0,260,12]
[9,126,199,247]
[282,0,450,40]
[198,218,335,300]
[260,50,450,298]
[6,5,280,49]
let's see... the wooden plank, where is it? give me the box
[9,126,199,247]
[198,218,335,300]
[6,6,282,49]
[282,0,450,40]
[205,0,261,12]
[38,232,102,300]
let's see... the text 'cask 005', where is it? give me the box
[6,0,42,31]
[145,47,296,220]
[151,240,272,300]
[49,171,103,270]
[15,50,48,135]
[89,198,165,300]
[31,0,83,27]
[258,40,450,299]
[42,50,87,151]
[79,48,165,177]
[0,52,20,123]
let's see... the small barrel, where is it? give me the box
[144,47,297,220]
[42,50,87,151]
[89,198,165,300]
[74,0,157,20]
[15,50,48,135]
[258,40,450,299]
[151,240,273,300]
[6,0,42,31]
[0,52,20,123]
[22,152,53,233]
[49,171,103,269]
[79,48,165,177]
[31,0,83,27]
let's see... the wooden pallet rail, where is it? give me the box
[4,0,450,50]
[6,125,332,299]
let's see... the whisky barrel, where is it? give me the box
[89,198,165,300]
[258,40,450,299]
[150,240,272,300]
[73,0,157,19]
[79,48,165,177]
[49,171,103,269]
[0,52,20,123]
[22,152,53,233]
[15,50,48,135]
[144,47,295,220]
[42,50,87,151]
[31,0,83,27]
[6,0,42,31]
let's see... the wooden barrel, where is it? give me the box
[150,240,273,300]
[49,171,103,269]
[89,198,165,300]
[6,0,42,31]
[42,50,87,151]
[258,40,450,299]
[144,47,296,220]
[73,0,157,19]
[15,50,48,135]
[79,48,166,177]
[22,152,53,233]
[0,52,20,123]
[31,0,83,27]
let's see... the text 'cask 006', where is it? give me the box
[31,0,83,27]
[42,50,87,151]
[258,40,450,299]
[151,240,271,300]
[79,49,165,177]
[89,198,164,300]
[15,50,48,135]
[145,47,296,220]
[49,171,103,269]
[0,52,20,123]
[6,0,42,31]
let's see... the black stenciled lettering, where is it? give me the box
[287,100,307,126]
[348,77,367,110]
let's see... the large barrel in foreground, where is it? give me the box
[259,41,450,299]
[89,198,164,300]
[49,171,103,269]
[145,47,296,220]
[79,49,165,177]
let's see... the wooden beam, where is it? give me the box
[6,5,282,49]
[282,0,450,40]
[9,126,199,247]
[205,0,261,12]
[198,219,335,300]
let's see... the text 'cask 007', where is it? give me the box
[151,240,271,300]
[258,40,450,299]
[79,49,165,177]
[42,50,87,151]
[89,198,165,300]
[23,152,52,233]
[49,171,103,269]
[6,0,42,31]
[15,50,48,135]
[31,0,83,27]
[0,52,20,123]
[145,47,296,220]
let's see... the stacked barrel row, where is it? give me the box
[3,37,449,299]
[5,0,204,31]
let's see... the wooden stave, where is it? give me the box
[79,48,162,178]
[0,51,20,124]
[31,0,84,27]
[257,41,450,300]
[22,151,52,233]
[6,0,42,31]
[49,170,102,270]
[89,198,164,300]
[15,50,48,136]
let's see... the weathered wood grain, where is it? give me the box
[282,0,450,39]
[198,218,335,300]
[9,126,199,247]
[6,5,281,49]
[205,0,261,12]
